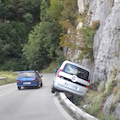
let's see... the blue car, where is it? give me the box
[17,70,43,90]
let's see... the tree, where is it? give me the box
[23,13,33,23]
[0,21,27,70]
[0,0,41,71]
[23,0,63,70]
[23,22,50,69]
[40,0,49,21]
[0,0,8,20]
[49,0,63,20]
[1,0,40,22]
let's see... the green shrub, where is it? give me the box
[98,81,105,92]
[0,58,28,71]
[98,113,117,120]
[104,74,117,96]
[40,61,57,73]
[77,26,96,61]
[87,101,101,116]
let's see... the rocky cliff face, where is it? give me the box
[77,0,120,82]
[76,0,120,119]
[90,0,120,83]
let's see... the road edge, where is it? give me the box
[59,92,99,120]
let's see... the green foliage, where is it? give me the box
[23,0,65,70]
[0,0,78,71]
[23,22,48,70]
[0,57,28,71]
[104,73,117,96]
[0,0,66,71]
[49,0,63,20]
[59,20,77,47]
[98,113,117,120]
[23,13,33,23]
[4,0,40,22]
[77,20,100,60]
[81,90,104,116]
[40,61,58,73]
[88,101,101,116]
[0,21,28,71]
[78,70,119,120]
[79,26,95,60]
[59,3,99,61]
[55,49,65,66]
[40,0,49,21]
[98,81,105,92]
[0,0,41,71]
[0,21,27,64]
[61,0,78,25]
[0,0,8,19]
[70,95,83,106]
[0,0,89,71]
[60,19,96,61]
[78,88,118,120]
[23,19,62,70]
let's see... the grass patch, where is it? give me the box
[104,74,117,96]
[40,61,59,73]
[79,89,104,115]
[74,69,119,120]
[97,113,117,120]
[78,88,117,120]
[0,71,17,85]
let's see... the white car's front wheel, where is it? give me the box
[51,85,56,93]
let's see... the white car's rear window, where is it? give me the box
[63,63,89,80]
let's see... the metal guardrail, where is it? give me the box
[59,92,99,120]
[0,77,6,80]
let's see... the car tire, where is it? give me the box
[41,82,43,87]
[51,86,56,93]
[36,84,39,89]
[18,87,21,90]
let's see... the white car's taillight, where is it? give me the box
[88,80,90,83]
[57,69,62,78]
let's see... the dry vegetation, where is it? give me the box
[0,71,17,85]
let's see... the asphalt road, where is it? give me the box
[0,73,74,120]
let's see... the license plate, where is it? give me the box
[65,82,77,90]
[23,82,31,84]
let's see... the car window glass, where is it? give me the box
[18,72,35,78]
[63,63,89,80]
[36,72,40,78]
[63,64,77,75]
[76,67,89,80]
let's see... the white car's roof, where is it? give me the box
[62,60,90,72]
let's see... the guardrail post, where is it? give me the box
[0,77,7,80]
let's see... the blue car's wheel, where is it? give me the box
[18,86,21,90]
[41,82,43,87]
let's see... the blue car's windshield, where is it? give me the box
[18,72,35,78]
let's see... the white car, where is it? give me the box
[51,60,90,96]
